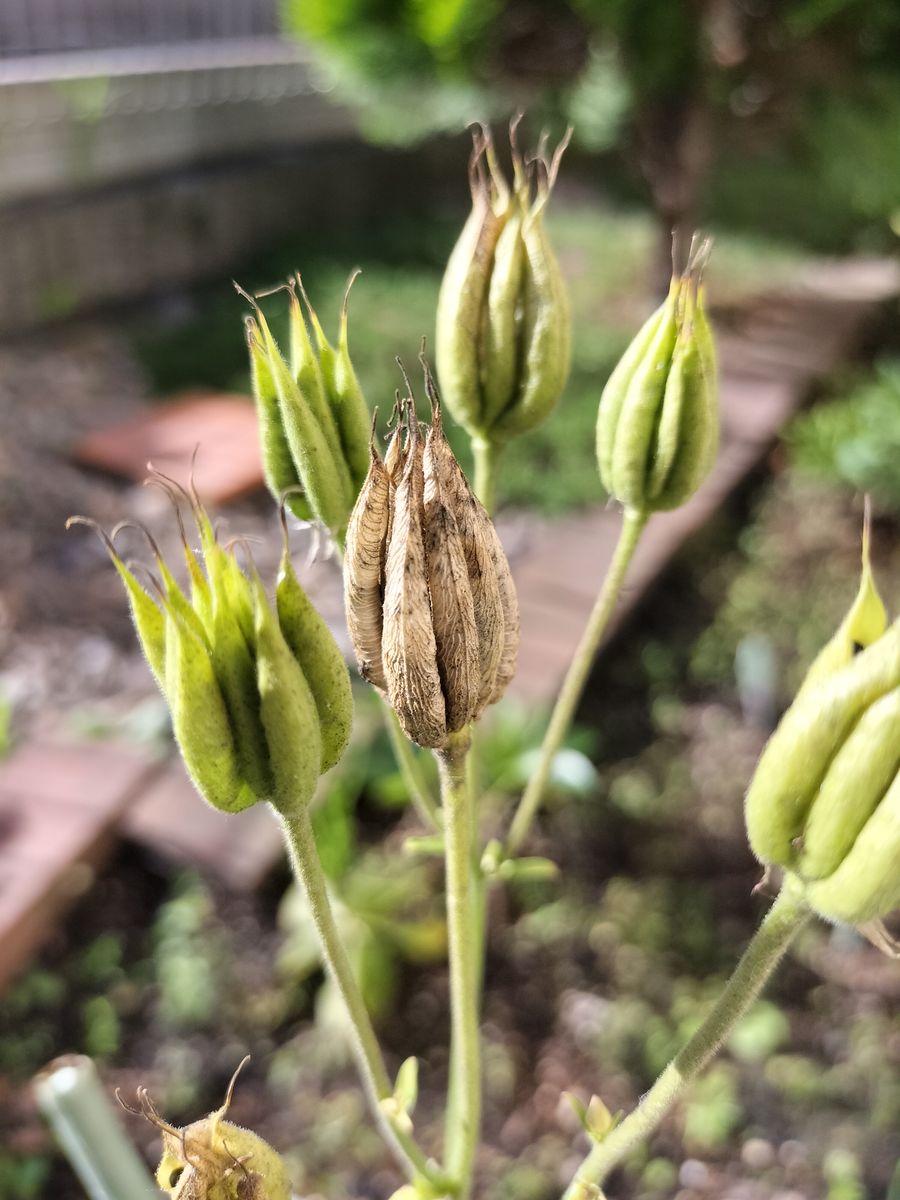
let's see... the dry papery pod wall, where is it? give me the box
[344,359,519,750]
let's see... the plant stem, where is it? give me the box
[438,730,481,1199]
[384,702,442,830]
[505,506,648,857]
[562,882,811,1199]
[472,437,499,514]
[278,806,443,1188]
[34,1056,158,1200]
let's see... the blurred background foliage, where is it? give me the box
[280,0,900,258]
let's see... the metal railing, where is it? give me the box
[0,0,279,58]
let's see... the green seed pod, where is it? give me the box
[128,1058,291,1200]
[286,284,351,487]
[436,122,571,443]
[745,621,900,868]
[275,508,353,773]
[803,766,900,925]
[299,270,372,495]
[245,313,309,521]
[597,247,719,515]
[253,572,323,816]
[251,303,353,539]
[71,487,344,818]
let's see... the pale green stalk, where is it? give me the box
[472,437,500,515]
[34,1056,158,1200]
[506,506,648,856]
[563,882,810,1199]
[278,806,446,1189]
[438,731,481,1198]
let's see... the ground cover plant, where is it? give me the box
[35,123,900,1200]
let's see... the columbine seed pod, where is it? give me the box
[68,478,349,817]
[597,242,719,515]
[436,121,572,443]
[124,1058,290,1200]
[745,521,896,869]
[344,364,519,747]
[744,521,900,928]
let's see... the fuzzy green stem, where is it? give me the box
[278,806,445,1188]
[563,883,811,1199]
[438,731,481,1198]
[472,437,500,513]
[505,506,648,857]
[384,703,442,831]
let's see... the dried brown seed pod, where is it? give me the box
[344,424,391,691]
[423,407,480,732]
[422,364,513,710]
[381,412,448,748]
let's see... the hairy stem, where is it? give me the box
[278,806,443,1187]
[506,507,648,856]
[438,731,481,1198]
[563,882,810,1199]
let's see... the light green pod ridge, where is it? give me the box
[287,287,351,495]
[608,297,680,509]
[492,208,571,439]
[803,766,900,924]
[304,272,372,496]
[252,576,322,816]
[203,550,272,802]
[435,135,510,435]
[104,553,167,691]
[745,622,900,867]
[255,307,353,537]
[799,688,900,880]
[245,314,309,521]
[276,539,352,773]
[795,513,887,701]
[596,296,670,491]
[649,321,718,510]
[165,605,255,813]
[480,204,526,429]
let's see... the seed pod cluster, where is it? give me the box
[241,272,371,542]
[596,242,719,515]
[744,523,900,927]
[344,363,519,749]
[435,120,572,444]
[68,480,352,818]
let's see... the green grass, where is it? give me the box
[134,204,805,514]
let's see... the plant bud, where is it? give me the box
[343,364,518,747]
[68,481,348,817]
[597,244,718,515]
[435,121,572,444]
